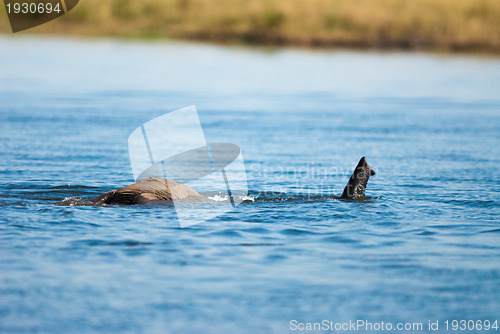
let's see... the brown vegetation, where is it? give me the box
[1,0,500,53]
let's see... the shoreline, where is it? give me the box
[2,31,499,58]
[1,0,500,55]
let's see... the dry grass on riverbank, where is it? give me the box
[1,0,500,53]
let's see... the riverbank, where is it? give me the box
[1,0,500,53]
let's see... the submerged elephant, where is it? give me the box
[90,177,211,205]
[57,177,211,206]
[59,157,375,205]
[340,156,376,200]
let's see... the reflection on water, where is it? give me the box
[1,36,500,333]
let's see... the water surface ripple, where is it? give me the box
[1,36,499,333]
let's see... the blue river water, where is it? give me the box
[1,36,499,333]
